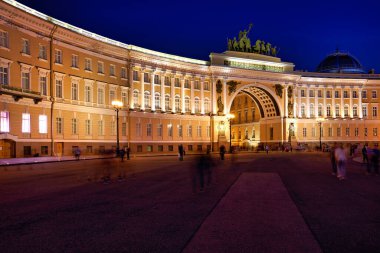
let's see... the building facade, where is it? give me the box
[0,0,379,158]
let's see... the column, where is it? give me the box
[306,86,310,118]
[358,87,363,118]
[150,72,155,111]
[297,86,301,117]
[190,78,195,114]
[284,84,288,117]
[340,87,344,118]
[212,77,217,115]
[160,72,165,112]
[323,86,327,117]
[314,88,318,117]
[181,77,185,114]
[332,87,336,118]
[349,87,353,118]
[223,78,227,115]
[201,77,205,114]
[140,71,145,110]
[171,75,175,113]
[128,66,134,109]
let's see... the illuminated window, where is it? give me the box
[165,94,170,110]
[155,93,160,109]
[335,91,339,98]
[204,98,210,113]
[326,105,331,116]
[335,105,340,117]
[318,104,323,117]
[343,91,348,98]
[353,106,358,117]
[352,91,357,98]
[302,128,307,137]
[133,90,139,107]
[122,92,128,106]
[168,124,173,137]
[310,104,315,117]
[185,97,190,112]
[301,104,305,117]
[144,91,151,108]
[175,96,180,112]
[344,105,349,117]
[39,115,47,134]
[194,98,200,113]
[21,113,31,133]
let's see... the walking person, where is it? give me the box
[219,145,226,160]
[126,146,130,160]
[335,143,347,180]
[362,144,370,174]
[371,145,379,175]
[265,145,269,154]
[119,148,125,162]
[74,147,81,161]
[330,143,337,176]
[178,144,184,161]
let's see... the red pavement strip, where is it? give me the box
[183,173,322,253]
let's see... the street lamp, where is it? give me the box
[226,113,235,153]
[316,117,325,151]
[112,100,123,155]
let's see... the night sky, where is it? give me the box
[15,0,380,73]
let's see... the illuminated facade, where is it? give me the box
[0,0,379,158]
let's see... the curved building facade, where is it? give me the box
[0,0,379,158]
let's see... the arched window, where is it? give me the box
[194,97,200,113]
[318,104,323,117]
[326,104,331,117]
[184,96,190,112]
[155,93,160,109]
[335,105,340,117]
[310,104,315,117]
[353,105,358,117]
[133,90,139,107]
[144,91,150,108]
[165,94,170,111]
[175,95,180,112]
[204,98,210,113]
[344,105,349,117]
[301,104,306,117]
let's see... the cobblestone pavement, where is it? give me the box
[0,153,379,253]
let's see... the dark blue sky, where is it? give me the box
[17,0,380,73]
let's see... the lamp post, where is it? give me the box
[112,100,123,155]
[316,117,325,151]
[226,113,235,153]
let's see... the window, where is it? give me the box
[372,91,377,99]
[310,104,315,117]
[71,118,78,135]
[337,127,341,137]
[178,125,183,137]
[133,70,139,81]
[335,91,339,98]
[24,146,32,156]
[185,79,190,88]
[56,117,63,134]
[97,88,104,104]
[39,115,47,134]
[188,145,193,151]
[71,82,78,101]
[22,113,30,133]
[165,94,170,110]
[85,86,91,103]
[363,106,367,117]
[344,106,349,117]
[0,30,9,48]
[97,62,104,74]
[353,106,358,117]
[55,49,62,64]
[175,96,180,112]
[301,104,305,117]
[195,98,200,113]
[302,128,307,137]
[204,99,210,113]
[71,55,78,68]
[175,78,180,87]
[197,145,203,151]
[168,124,173,137]
[136,123,141,136]
[158,145,164,152]
[121,67,127,79]
[345,127,350,137]
[318,90,322,98]
[343,91,348,98]
[22,72,30,90]
[269,127,274,140]
[22,39,30,55]
[352,91,357,98]
[355,128,359,137]
[86,146,92,153]
[318,104,323,117]
[197,126,202,137]
[147,145,153,152]
[55,79,63,98]
[155,93,160,109]
[301,90,305,97]
[122,92,128,107]
[362,90,367,98]
[373,106,378,117]
[364,128,368,136]
[187,125,192,137]
[374,128,378,137]
[312,127,316,137]
[207,126,211,138]
[41,146,48,155]
[327,105,331,116]
[204,82,210,90]
[0,111,9,132]
[85,119,91,135]
[335,105,340,117]
[252,129,256,139]
[111,121,116,135]
[144,73,149,83]
[39,45,47,59]
[154,75,160,84]
[133,90,139,107]
[85,58,92,71]
[147,123,152,137]
[0,66,9,85]
[328,127,332,137]
[40,76,47,96]
[122,122,127,136]
[110,65,115,76]
[109,90,116,105]
[157,124,163,137]
[309,90,314,97]
[165,76,170,86]
[144,91,151,108]
[326,90,331,98]
[194,81,200,89]
[168,145,173,151]
[98,120,104,136]
[185,97,190,112]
